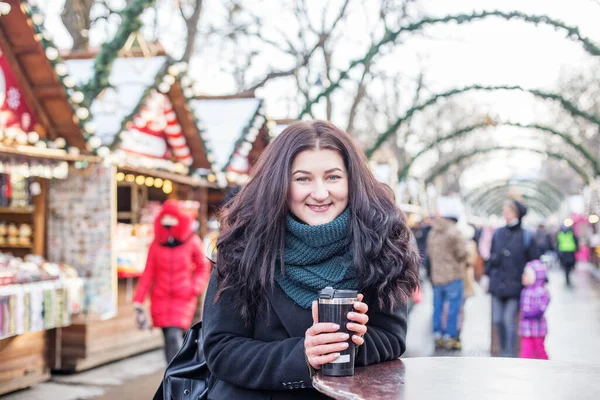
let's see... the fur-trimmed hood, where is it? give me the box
[154,200,194,244]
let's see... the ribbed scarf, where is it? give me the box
[275,208,356,308]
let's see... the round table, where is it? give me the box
[312,357,600,400]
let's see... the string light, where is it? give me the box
[144,176,154,187]
[162,180,173,194]
[116,172,125,182]
[135,175,146,185]
[125,174,135,183]
[153,178,164,188]
[589,215,599,224]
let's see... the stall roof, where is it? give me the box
[62,52,212,171]
[65,56,168,146]
[0,0,91,150]
[190,97,263,172]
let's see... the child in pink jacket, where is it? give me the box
[519,260,550,359]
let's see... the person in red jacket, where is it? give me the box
[133,199,211,363]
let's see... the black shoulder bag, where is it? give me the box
[153,321,210,400]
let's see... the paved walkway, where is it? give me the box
[405,263,600,364]
[3,264,599,399]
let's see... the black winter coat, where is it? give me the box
[486,224,537,299]
[202,275,408,400]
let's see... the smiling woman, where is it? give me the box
[289,149,349,226]
[199,120,420,399]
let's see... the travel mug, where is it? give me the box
[318,286,358,376]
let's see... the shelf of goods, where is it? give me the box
[0,256,83,396]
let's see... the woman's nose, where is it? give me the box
[311,181,329,201]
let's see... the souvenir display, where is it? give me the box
[0,251,83,339]
[47,164,116,318]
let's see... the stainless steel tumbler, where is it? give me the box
[318,286,358,377]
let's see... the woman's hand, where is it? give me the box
[304,294,369,370]
[347,294,369,346]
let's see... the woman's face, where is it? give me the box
[289,149,349,226]
[502,204,518,223]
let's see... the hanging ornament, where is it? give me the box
[27,131,39,144]
[76,108,90,120]
[45,47,59,61]
[88,136,102,149]
[97,146,110,158]
[55,63,68,76]
[54,137,67,149]
[71,91,85,104]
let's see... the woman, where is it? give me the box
[133,200,211,363]
[203,121,420,399]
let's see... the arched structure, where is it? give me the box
[398,122,600,180]
[367,86,600,158]
[299,10,600,118]
[473,186,559,216]
[480,194,556,217]
[464,179,565,213]
[423,146,591,185]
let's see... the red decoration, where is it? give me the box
[0,47,37,134]
[119,91,192,166]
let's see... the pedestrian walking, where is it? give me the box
[557,224,578,286]
[202,121,420,399]
[519,260,550,360]
[427,214,468,350]
[132,200,212,363]
[486,199,537,357]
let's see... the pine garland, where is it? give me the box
[398,121,600,179]
[297,10,600,119]
[423,146,591,185]
[477,191,555,216]
[81,0,157,102]
[367,85,600,158]
[470,182,562,210]
[463,178,564,205]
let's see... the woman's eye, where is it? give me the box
[327,175,342,181]
[295,177,309,182]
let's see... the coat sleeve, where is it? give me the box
[202,275,312,391]
[133,242,157,304]
[354,290,408,366]
[190,236,211,296]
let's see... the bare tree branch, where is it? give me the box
[346,60,372,133]
[180,0,204,63]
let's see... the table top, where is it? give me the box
[312,357,600,400]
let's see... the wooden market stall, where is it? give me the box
[49,49,217,372]
[189,95,274,217]
[0,1,97,394]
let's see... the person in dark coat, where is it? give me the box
[485,199,537,357]
[203,121,420,399]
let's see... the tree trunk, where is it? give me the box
[61,0,94,51]
[180,0,204,63]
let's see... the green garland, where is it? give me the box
[367,85,600,158]
[470,182,563,210]
[81,0,157,102]
[398,121,600,179]
[463,178,564,204]
[478,192,555,216]
[423,146,591,185]
[297,10,600,119]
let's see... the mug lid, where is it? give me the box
[319,286,358,299]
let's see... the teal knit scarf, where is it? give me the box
[275,208,356,308]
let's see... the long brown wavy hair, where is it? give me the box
[215,121,420,323]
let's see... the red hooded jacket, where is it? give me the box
[133,200,211,329]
